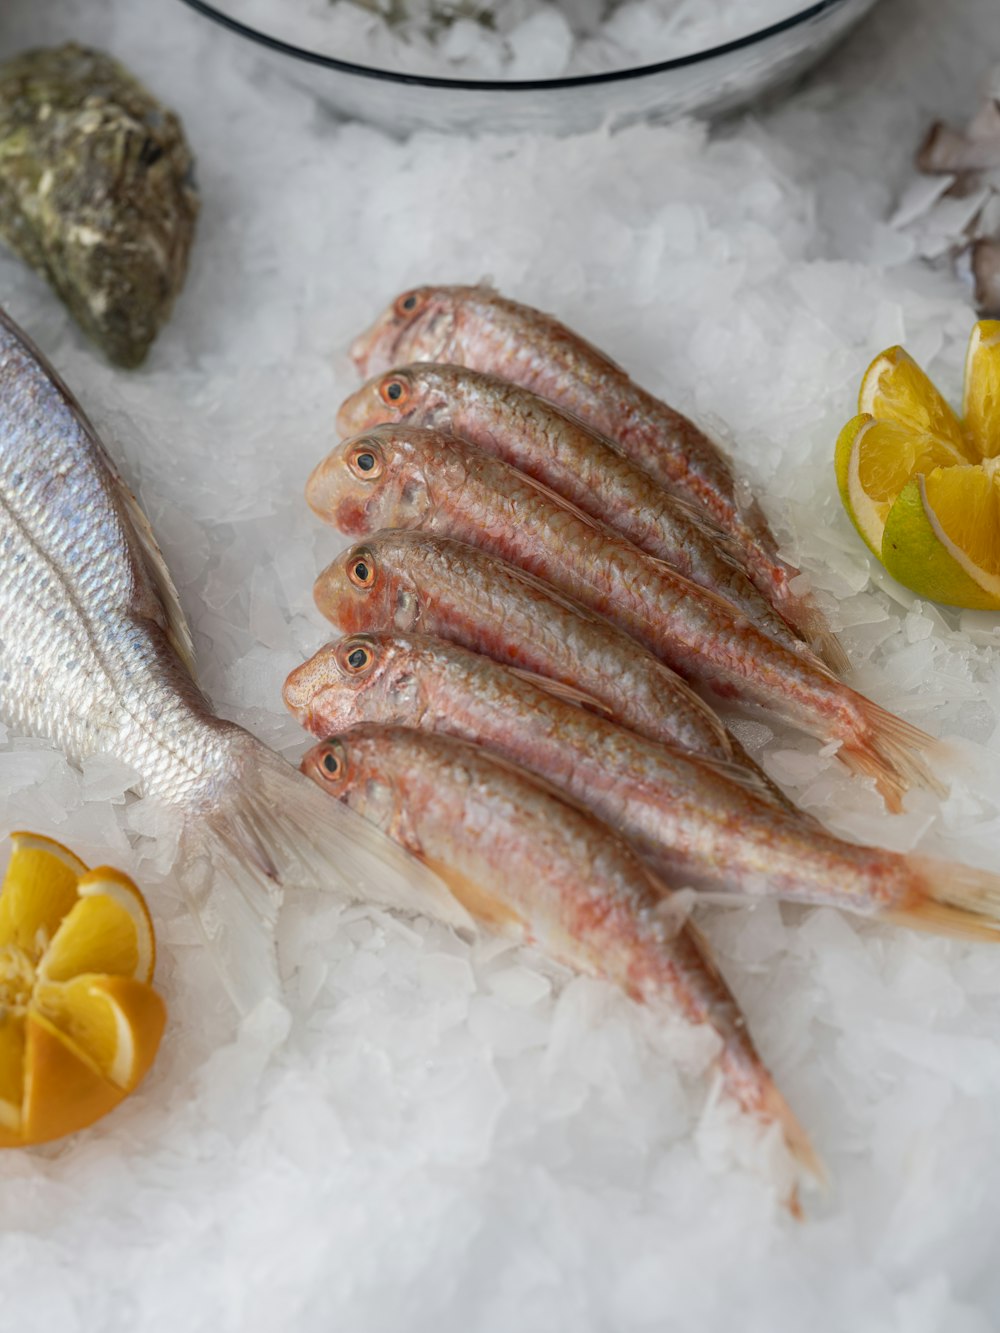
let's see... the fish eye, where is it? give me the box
[316,743,345,782]
[379,377,409,407]
[394,291,423,317]
[349,442,383,479]
[348,552,376,588]
[341,640,374,673]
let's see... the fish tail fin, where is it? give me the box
[838,696,945,813]
[756,1071,827,1196]
[879,855,1000,942]
[179,735,471,1013]
[685,921,824,1201]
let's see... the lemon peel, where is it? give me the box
[0,832,165,1147]
[837,323,1000,609]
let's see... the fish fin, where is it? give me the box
[685,919,825,1195]
[522,471,616,529]
[667,492,744,558]
[504,666,616,719]
[117,480,198,677]
[693,748,787,803]
[711,739,805,815]
[771,583,850,677]
[756,1074,828,1195]
[419,853,525,935]
[815,632,851,677]
[179,737,473,1013]
[839,699,945,813]
[879,856,1000,942]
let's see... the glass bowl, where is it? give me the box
[178,0,881,135]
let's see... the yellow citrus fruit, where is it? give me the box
[962,320,1000,460]
[837,325,1000,610]
[858,346,971,454]
[0,832,166,1147]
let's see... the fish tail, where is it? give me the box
[755,1069,827,1187]
[178,734,470,1013]
[879,855,1000,942]
[714,1045,826,1213]
[838,696,945,813]
[680,923,824,1196]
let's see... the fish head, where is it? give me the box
[336,366,453,437]
[314,538,423,635]
[301,729,402,836]
[283,632,422,736]
[350,287,459,376]
[306,427,433,534]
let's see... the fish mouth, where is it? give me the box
[305,453,352,524]
[336,387,380,438]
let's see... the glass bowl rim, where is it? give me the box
[177,0,851,92]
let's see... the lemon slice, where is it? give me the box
[838,327,1000,611]
[41,868,155,985]
[835,414,969,557]
[881,464,1000,610]
[0,832,86,958]
[0,1010,25,1136]
[33,974,166,1091]
[962,320,1000,459]
[0,834,166,1147]
[18,1012,123,1146]
[859,346,973,455]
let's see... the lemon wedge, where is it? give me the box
[0,832,165,1147]
[836,324,1000,610]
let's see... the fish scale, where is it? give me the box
[286,630,987,930]
[0,306,472,1012]
[337,362,810,658]
[307,422,938,813]
[312,528,736,764]
[349,283,846,668]
[300,721,820,1189]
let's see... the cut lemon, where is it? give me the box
[962,320,1000,459]
[837,323,1000,610]
[835,415,966,558]
[0,833,166,1147]
[41,868,155,985]
[858,346,972,456]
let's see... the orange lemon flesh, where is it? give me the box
[838,325,1000,610]
[0,833,165,1146]
[962,320,1000,459]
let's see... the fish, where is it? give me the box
[313,528,792,806]
[285,632,1000,941]
[336,364,814,661]
[348,284,846,670]
[300,722,821,1186]
[0,306,471,1011]
[306,423,938,812]
[313,528,737,765]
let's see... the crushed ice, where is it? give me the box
[0,0,999,1326]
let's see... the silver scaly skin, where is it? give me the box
[0,307,470,1010]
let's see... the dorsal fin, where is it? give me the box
[518,468,614,530]
[505,665,616,718]
[115,474,197,677]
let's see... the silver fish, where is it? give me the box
[0,307,470,1009]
